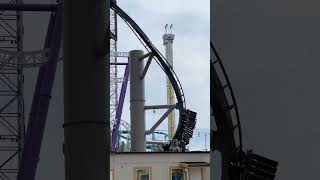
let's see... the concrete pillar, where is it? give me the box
[129,50,146,152]
[63,0,109,180]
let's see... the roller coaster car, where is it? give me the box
[211,42,278,180]
[162,109,197,151]
[243,151,279,180]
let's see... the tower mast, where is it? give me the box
[110,0,119,122]
[0,0,25,179]
[163,24,175,140]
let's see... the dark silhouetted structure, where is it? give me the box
[211,41,278,180]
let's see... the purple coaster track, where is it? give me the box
[111,64,130,150]
[16,5,62,180]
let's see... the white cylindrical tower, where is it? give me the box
[129,50,146,152]
[163,24,175,140]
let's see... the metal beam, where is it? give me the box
[146,140,166,145]
[140,54,153,79]
[110,62,128,65]
[145,104,176,110]
[0,50,128,68]
[145,106,175,135]
[110,51,129,57]
[139,52,152,60]
[110,31,117,41]
[0,49,49,68]
[0,3,57,11]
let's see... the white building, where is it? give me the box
[110,152,210,180]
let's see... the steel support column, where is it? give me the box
[63,0,109,179]
[129,50,145,152]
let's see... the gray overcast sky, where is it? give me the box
[212,0,320,179]
[18,0,209,179]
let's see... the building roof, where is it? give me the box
[180,162,210,167]
[111,151,210,154]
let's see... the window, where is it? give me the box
[134,167,152,180]
[171,167,187,180]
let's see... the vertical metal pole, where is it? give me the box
[16,0,25,167]
[205,133,207,151]
[129,50,146,152]
[63,0,109,179]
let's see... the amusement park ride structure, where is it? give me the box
[0,0,28,179]
[211,42,279,180]
[0,1,197,180]
[163,24,175,140]
[0,0,279,180]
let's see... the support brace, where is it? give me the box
[145,105,175,135]
[139,52,152,60]
[140,54,153,79]
[145,104,176,110]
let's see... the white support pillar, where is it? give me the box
[129,50,146,152]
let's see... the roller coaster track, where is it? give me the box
[211,42,243,180]
[0,1,197,151]
[111,1,197,151]
[111,2,185,109]
[0,2,197,180]
[211,42,279,180]
[0,2,279,180]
